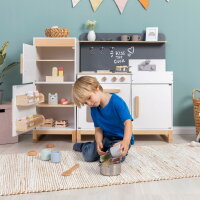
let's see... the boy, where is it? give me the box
[72,76,134,162]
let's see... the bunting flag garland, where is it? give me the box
[71,0,81,7]
[114,0,129,14]
[89,0,103,12]
[71,0,168,12]
[138,0,149,10]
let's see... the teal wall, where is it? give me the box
[1,0,199,126]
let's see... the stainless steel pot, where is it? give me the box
[100,163,121,176]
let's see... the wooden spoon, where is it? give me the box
[62,164,80,176]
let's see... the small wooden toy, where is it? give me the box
[48,93,58,104]
[41,118,54,128]
[46,143,55,148]
[54,120,68,128]
[62,164,80,176]
[27,150,38,156]
[52,67,58,76]
[58,67,64,76]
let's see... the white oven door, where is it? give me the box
[77,83,131,130]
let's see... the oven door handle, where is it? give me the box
[103,89,120,93]
[135,96,139,118]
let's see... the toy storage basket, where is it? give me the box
[192,89,200,135]
[45,28,70,37]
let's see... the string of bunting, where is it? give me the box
[71,0,169,13]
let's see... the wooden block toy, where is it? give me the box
[54,120,68,128]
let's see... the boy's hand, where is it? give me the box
[114,141,129,157]
[96,142,106,155]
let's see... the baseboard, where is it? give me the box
[24,127,196,135]
[173,126,196,135]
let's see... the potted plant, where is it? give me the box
[0,42,19,104]
[85,20,97,41]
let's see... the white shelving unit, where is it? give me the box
[12,38,79,142]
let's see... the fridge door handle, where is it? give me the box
[135,96,139,118]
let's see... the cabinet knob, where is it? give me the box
[120,77,125,82]
[111,77,117,82]
[101,77,107,82]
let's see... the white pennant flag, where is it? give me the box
[72,0,81,7]
[114,0,128,14]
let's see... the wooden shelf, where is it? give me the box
[36,124,75,131]
[36,60,74,62]
[37,103,75,107]
[35,81,74,84]
[80,41,167,43]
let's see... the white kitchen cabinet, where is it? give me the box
[132,72,173,142]
[12,38,79,142]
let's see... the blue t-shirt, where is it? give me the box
[90,93,134,144]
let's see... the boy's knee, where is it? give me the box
[82,142,99,162]
[83,154,99,162]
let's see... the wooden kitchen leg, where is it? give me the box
[160,130,173,143]
[32,130,43,143]
[167,130,173,143]
[72,131,77,143]
[77,130,82,142]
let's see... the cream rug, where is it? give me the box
[1,144,200,196]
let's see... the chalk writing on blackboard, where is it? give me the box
[110,46,135,64]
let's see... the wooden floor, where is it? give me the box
[0,133,200,200]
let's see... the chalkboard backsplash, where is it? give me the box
[79,33,165,72]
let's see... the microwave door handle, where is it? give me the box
[135,96,139,118]
[103,89,120,93]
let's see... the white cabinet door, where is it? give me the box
[23,44,37,84]
[132,84,172,130]
[12,84,37,136]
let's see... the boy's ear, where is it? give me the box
[96,86,100,91]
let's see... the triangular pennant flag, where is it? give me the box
[138,0,149,10]
[72,0,81,7]
[89,0,103,12]
[114,0,128,14]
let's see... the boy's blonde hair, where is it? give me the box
[72,76,103,108]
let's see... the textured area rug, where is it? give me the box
[1,144,200,196]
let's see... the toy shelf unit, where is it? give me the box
[12,38,79,143]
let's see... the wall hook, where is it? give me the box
[89,46,95,54]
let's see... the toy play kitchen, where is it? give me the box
[77,33,173,143]
[12,33,173,143]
